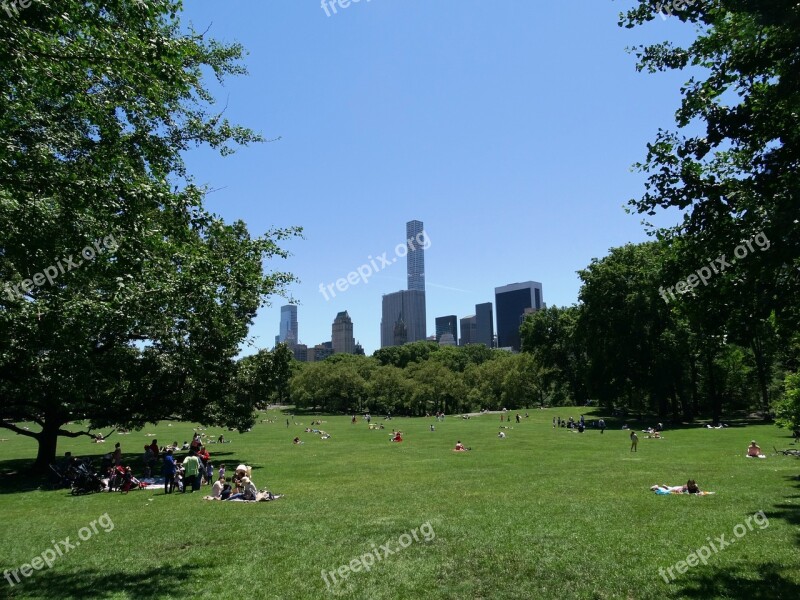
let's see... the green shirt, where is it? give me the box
[183,455,200,477]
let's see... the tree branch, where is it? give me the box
[0,422,39,439]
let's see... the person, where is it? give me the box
[746,440,765,458]
[112,443,122,467]
[210,476,225,499]
[453,441,466,452]
[286,418,290,428]
[162,449,177,494]
[121,466,134,493]
[630,431,638,452]
[220,477,233,500]
[149,439,159,460]
[498,431,506,439]
[430,424,435,432]
[599,418,606,434]
[293,437,303,445]
[218,464,226,480]
[218,434,225,444]
[685,479,700,494]
[181,451,201,493]
[516,414,521,424]
[180,441,189,451]
[352,414,357,424]
[205,460,214,485]
[391,432,403,442]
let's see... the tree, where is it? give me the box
[0,1,299,469]
[620,0,800,354]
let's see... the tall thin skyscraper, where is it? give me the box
[406,220,425,292]
[494,282,543,351]
[332,311,355,354]
[276,305,298,347]
[475,302,494,348]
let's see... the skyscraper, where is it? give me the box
[380,289,427,347]
[494,282,543,351]
[332,311,355,354]
[276,305,298,347]
[475,302,495,348]
[460,315,477,346]
[406,219,425,292]
[435,315,457,344]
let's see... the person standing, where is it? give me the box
[599,418,606,434]
[630,430,639,453]
[162,449,177,494]
[516,413,521,424]
[182,450,201,493]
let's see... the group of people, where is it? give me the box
[160,435,217,494]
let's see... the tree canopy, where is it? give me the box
[0,1,299,469]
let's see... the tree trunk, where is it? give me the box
[750,338,771,419]
[33,423,60,473]
[706,351,721,424]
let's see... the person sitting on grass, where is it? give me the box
[210,475,225,499]
[293,437,304,445]
[746,440,765,458]
[498,431,506,439]
[453,441,467,452]
[391,431,403,442]
[220,477,232,500]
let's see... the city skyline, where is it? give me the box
[180,2,689,356]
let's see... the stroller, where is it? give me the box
[69,463,105,495]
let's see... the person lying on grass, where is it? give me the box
[650,479,712,495]
[746,441,765,458]
[293,437,304,445]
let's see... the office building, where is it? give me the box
[406,219,426,292]
[380,289,427,347]
[475,302,495,348]
[495,281,544,351]
[332,311,355,354]
[435,315,458,344]
[460,315,477,346]
[275,305,298,347]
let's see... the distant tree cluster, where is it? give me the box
[288,342,554,416]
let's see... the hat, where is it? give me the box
[236,464,247,473]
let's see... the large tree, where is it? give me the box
[620,0,799,349]
[0,1,299,469]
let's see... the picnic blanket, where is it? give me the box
[204,492,283,503]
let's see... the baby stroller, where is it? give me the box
[70,464,105,495]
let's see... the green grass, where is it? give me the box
[0,409,798,599]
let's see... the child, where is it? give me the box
[630,431,638,452]
[218,464,226,480]
[206,461,214,485]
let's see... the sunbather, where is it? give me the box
[746,441,765,458]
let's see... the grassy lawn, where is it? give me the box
[0,408,798,599]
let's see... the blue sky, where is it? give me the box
[180,1,695,354]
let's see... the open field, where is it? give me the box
[0,409,798,599]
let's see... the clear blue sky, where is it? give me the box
[180,1,694,355]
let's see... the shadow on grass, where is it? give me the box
[675,562,800,599]
[5,564,200,599]
[0,449,264,495]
